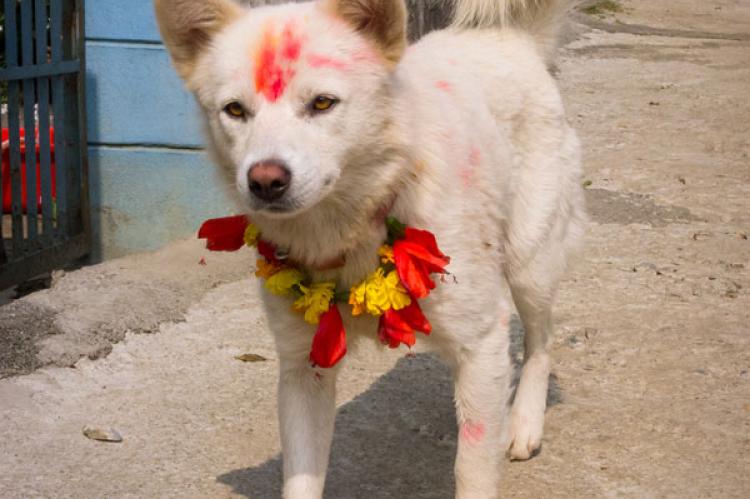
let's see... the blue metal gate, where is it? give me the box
[0,0,88,289]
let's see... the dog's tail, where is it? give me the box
[452,0,573,63]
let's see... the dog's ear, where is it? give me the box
[322,0,408,65]
[154,0,243,80]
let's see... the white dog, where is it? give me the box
[155,0,585,496]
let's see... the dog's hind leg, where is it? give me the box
[504,122,584,461]
[506,274,553,461]
[505,210,579,460]
[452,320,513,499]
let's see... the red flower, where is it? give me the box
[310,305,347,368]
[393,228,450,299]
[378,299,432,349]
[198,215,249,251]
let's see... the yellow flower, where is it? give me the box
[350,268,411,317]
[349,281,367,316]
[364,268,390,315]
[383,270,411,311]
[294,282,336,324]
[265,268,304,296]
[378,245,395,264]
[255,259,282,279]
[244,223,260,247]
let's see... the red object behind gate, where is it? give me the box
[1,127,57,214]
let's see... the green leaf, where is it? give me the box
[386,217,406,244]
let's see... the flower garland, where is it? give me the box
[198,215,450,368]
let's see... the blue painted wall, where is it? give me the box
[85,0,235,260]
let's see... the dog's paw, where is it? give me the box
[506,408,544,461]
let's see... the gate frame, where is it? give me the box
[0,0,89,290]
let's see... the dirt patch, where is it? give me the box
[0,301,61,377]
[580,0,623,17]
[585,188,700,226]
[0,238,254,379]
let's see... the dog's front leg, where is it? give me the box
[452,325,512,499]
[278,355,338,499]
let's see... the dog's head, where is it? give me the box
[155,0,408,218]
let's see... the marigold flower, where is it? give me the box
[255,259,283,279]
[383,270,412,311]
[364,268,390,315]
[294,282,336,324]
[378,245,395,264]
[350,268,411,317]
[349,282,367,316]
[244,223,260,247]
[265,268,305,296]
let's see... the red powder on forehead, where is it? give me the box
[280,22,302,60]
[254,20,304,102]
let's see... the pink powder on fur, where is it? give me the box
[469,146,482,167]
[435,80,453,92]
[351,48,382,65]
[460,421,486,444]
[307,53,349,70]
[459,146,482,187]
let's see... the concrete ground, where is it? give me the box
[1,1,749,497]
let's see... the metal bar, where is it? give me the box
[21,0,39,242]
[74,0,91,244]
[51,0,67,235]
[5,0,25,253]
[0,233,89,290]
[62,0,81,236]
[36,0,54,236]
[0,60,80,81]
[0,234,6,265]
[0,8,5,250]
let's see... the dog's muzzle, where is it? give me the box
[247,159,292,203]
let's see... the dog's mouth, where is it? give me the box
[249,179,340,218]
[265,203,295,215]
[249,197,308,219]
[252,202,293,215]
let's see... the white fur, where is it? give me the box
[156,0,585,496]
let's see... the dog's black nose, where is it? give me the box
[247,159,292,202]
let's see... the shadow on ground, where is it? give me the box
[218,318,561,498]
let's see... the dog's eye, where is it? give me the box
[310,95,339,113]
[223,101,247,119]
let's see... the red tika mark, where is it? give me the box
[435,80,453,92]
[254,21,304,102]
[307,53,349,71]
[459,420,486,445]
